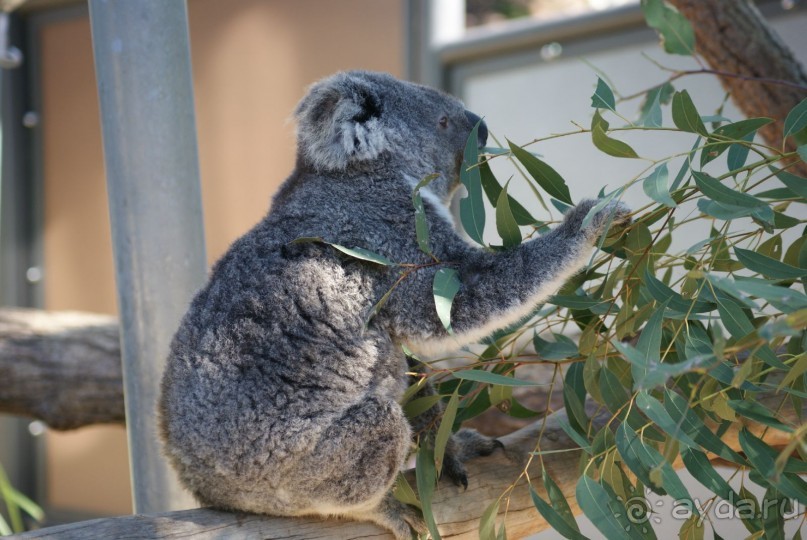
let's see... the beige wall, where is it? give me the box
[40,0,403,516]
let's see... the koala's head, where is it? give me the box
[294,71,487,200]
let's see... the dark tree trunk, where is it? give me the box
[667,0,807,176]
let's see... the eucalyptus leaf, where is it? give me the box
[728,400,794,433]
[642,163,676,207]
[735,247,807,279]
[533,332,579,360]
[530,487,586,540]
[592,111,639,158]
[434,390,460,474]
[576,476,646,540]
[672,90,707,135]
[433,268,461,334]
[460,122,486,245]
[641,0,695,55]
[452,369,543,387]
[591,77,617,111]
[415,445,441,540]
[496,180,522,249]
[784,97,807,138]
[508,140,573,205]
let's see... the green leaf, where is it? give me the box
[480,160,539,225]
[460,122,486,245]
[692,171,768,209]
[564,362,589,434]
[735,247,807,279]
[530,487,586,540]
[433,268,461,334]
[598,366,631,413]
[739,429,807,505]
[591,77,617,111]
[534,332,579,360]
[549,294,609,312]
[702,118,772,167]
[770,166,807,199]
[644,270,715,314]
[636,391,699,448]
[403,395,444,419]
[451,369,542,387]
[416,445,441,540]
[615,423,667,495]
[558,417,592,453]
[639,82,674,127]
[412,173,440,256]
[762,488,787,540]
[496,180,522,249]
[508,140,573,205]
[642,163,676,208]
[641,0,695,55]
[393,472,421,509]
[678,515,704,540]
[434,390,460,475]
[543,470,581,536]
[731,277,807,313]
[617,423,697,505]
[672,90,707,135]
[671,136,700,191]
[784,97,807,138]
[727,132,755,173]
[592,111,640,158]
[697,199,771,223]
[681,448,761,532]
[663,389,745,464]
[479,498,500,540]
[291,237,395,265]
[728,400,793,433]
[576,476,643,540]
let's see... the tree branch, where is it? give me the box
[0,308,124,429]
[667,0,807,175]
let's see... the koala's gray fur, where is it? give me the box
[159,70,630,538]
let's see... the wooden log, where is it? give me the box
[0,307,801,538]
[0,308,124,429]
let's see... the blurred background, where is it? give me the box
[0,0,804,535]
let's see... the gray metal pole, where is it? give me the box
[88,0,205,514]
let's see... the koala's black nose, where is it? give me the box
[465,110,488,149]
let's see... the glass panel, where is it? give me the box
[466,0,639,28]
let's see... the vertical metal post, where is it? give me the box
[88,0,205,514]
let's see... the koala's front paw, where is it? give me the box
[565,199,631,241]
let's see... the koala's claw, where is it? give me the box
[439,430,503,489]
[441,453,469,489]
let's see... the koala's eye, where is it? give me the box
[439,115,449,128]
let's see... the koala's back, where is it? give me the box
[159,206,404,511]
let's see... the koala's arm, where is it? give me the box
[384,200,629,356]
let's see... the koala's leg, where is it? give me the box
[405,355,502,489]
[304,396,425,539]
[394,200,630,356]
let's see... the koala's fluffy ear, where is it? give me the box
[295,73,390,171]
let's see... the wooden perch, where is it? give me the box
[0,307,801,538]
[0,308,124,429]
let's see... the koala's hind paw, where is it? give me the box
[442,429,503,489]
[361,494,427,540]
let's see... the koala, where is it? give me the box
[158,70,630,539]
